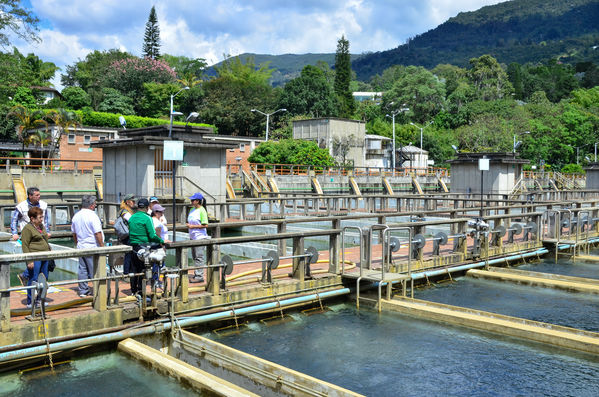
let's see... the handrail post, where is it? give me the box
[205,244,219,295]
[93,254,107,311]
[0,263,10,331]
[291,236,305,281]
[277,222,287,256]
[177,248,189,303]
[329,220,341,273]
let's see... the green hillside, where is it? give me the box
[209,53,362,86]
[353,0,599,80]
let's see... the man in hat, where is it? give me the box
[187,192,209,282]
[128,198,165,297]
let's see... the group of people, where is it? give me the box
[12,187,210,307]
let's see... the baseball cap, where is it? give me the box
[137,198,149,208]
[149,196,159,202]
[189,192,204,201]
[153,204,165,212]
[123,193,135,201]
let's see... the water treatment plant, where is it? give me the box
[2,144,599,396]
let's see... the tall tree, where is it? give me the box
[278,65,336,117]
[142,6,161,59]
[468,54,513,101]
[334,36,355,118]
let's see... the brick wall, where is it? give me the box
[58,133,103,171]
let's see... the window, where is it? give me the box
[108,133,114,139]
[84,135,91,144]
[99,136,106,141]
[239,143,246,152]
[68,134,76,144]
[368,140,381,150]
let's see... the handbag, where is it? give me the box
[48,259,56,272]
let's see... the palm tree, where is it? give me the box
[46,108,81,159]
[177,71,201,88]
[6,105,49,158]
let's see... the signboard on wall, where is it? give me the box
[164,140,184,161]
[479,158,489,171]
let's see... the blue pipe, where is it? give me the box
[0,288,349,364]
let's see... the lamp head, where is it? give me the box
[186,112,199,122]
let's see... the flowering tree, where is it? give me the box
[103,56,176,113]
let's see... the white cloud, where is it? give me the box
[13,0,508,87]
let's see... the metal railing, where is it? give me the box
[0,156,102,173]
[229,163,450,178]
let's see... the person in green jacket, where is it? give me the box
[128,198,167,296]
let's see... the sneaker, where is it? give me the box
[79,293,90,298]
[192,276,205,283]
[17,274,27,286]
[26,303,32,309]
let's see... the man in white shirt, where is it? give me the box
[71,195,104,298]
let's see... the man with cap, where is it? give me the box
[128,198,165,297]
[148,196,167,225]
[187,192,209,282]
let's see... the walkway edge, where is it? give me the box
[382,298,599,355]
[118,338,258,397]
[467,268,599,294]
[179,330,365,397]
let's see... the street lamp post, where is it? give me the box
[168,86,189,242]
[169,87,189,138]
[386,105,409,175]
[251,108,287,141]
[513,130,530,153]
[410,121,433,151]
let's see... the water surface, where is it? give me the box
[204,304,599,396]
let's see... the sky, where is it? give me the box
[13,0,506,88]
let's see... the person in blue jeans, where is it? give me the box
[20,207,50,308]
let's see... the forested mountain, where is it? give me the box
[353,0,599,80]
[208,53,362,86]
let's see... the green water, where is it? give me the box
[0,351,200,397]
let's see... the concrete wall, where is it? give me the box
[292,118,366,167]
[102,145,155,202]
[451,162,520,195]
[586,164,599,189]
[181,148,227,202]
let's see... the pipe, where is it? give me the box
[0,288,349,364]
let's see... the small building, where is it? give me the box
[91,125,236,204]
[58,126,118,171]
[224,136,265,174]
[585,163,599,189]
[352,92,383,103]
[292,118,365,167]
[364,134,392,168]
[31,86,63,104]
[448,152,529,195]
[398,145,429,169]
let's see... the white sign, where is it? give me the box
[164,140,184,161]
[479,158,489,171]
